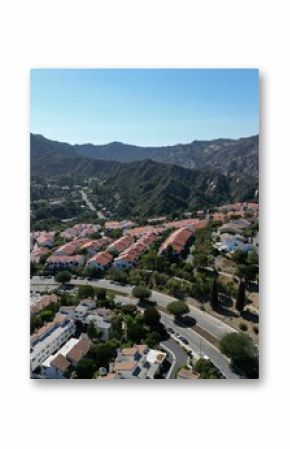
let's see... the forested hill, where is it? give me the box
[31,134,258,217]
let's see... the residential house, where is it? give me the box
[107,235,134,255]
[80,237,112,255]
[30,293,58,315]
[41,337,79,379]
[30,246,49,264]
[61,223,101,240]
[159,226,194,255]
[36,231,55,247]
[66,335,92,367]
[110,345,167,379]
[87,251,113,271]
[54,239,90,256]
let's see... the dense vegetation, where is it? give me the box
[31,134,259,219]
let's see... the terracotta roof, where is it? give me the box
[30,293,58,314]
[177,368,198,379]
[50,354,70,372]
[114,361,137,372]
[88,251,113,266]
[135,344,148,354]
[66,337,91,363]
[47,255,82,264]
[121,347,138,357]
[160,226,194,254]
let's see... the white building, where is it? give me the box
[30,316,75,372]
[41,338,79,379]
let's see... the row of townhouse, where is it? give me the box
[54,238,90,256]
[46,254,84,270]
[159,226,194,256]
[87,251,113,271]
[61,223,101,240]
[107,235,134,255]
[81,236,112,255]
[113,232,158,269]
[41,335,91,379]
[98,344,167,380]
[30,315,76,371]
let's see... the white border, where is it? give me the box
[1,1,289,447]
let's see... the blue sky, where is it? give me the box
[30,69,259,146]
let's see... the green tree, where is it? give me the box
[236,264,258,281]
[39,309,54,323]
[76,358,96,379]
[232,249,248,264]
[167,301,189,319]
[109,269,128,284]
[194,252,209,270]
[122,304,137,315]
[210,278,219,310]
[132,285,152,301]
[143,307,161,327]
[30,262,38,277]
[90,341,118,369]
[247,250,259,265]
[126,318,145,343]
[87,321,98,340]
[54,271,71,284]
[195,358,222,379]
[236,281,246,312]
[219,333,259,378]
[110,315,123,339]
[30,315,42,334]
[145,331,162,347]
[78,285,95,299]
[96,287,106,301]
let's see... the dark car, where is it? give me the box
[180,336,189,345]
[167,328,175,334]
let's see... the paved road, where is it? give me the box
[160,338,188,379]
[160,313,238,379]
[31,276,236,339]
[80,189,96,211]
[80,189,105,219]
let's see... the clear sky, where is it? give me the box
[30,69,259,146]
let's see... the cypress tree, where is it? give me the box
[236,281,246,312]
[210,278,219,310]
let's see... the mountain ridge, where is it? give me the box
[31,133,259,177]
[31,134,258,218]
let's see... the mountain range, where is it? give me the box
[30,133,259,218]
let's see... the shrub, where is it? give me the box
[239,322,248,332]
[167,301,189,318]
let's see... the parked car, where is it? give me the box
[167,328,175,334]
[179,336,189,345]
